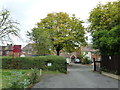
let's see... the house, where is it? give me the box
[22,43,36,56]
[0,43,37,56]
[0,44,13,56]
[60,45,101,62]
[81,45,101,61]
[60,49,81,58]
[22,43,53,56]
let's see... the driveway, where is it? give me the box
[32,64,119,88]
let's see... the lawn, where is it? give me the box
[2,69,40,89]
[1,69,61,89]
[1,55,66,89]
[0,69,2,90]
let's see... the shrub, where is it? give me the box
[2,69,40,89]
[30,68,40,84]
[81,57,92,64]
[2,55,67,73]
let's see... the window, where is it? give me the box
[28,51,32,54]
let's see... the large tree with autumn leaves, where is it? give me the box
[28,12,87,55]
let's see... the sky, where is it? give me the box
[0,0,117,47]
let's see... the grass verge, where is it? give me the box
[1,69,62,89]
[0,69,2,90]
[2,69,40,89]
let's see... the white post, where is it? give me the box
[40,69,42,76]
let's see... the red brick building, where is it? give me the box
[22,43,36,56]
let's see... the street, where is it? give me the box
[32,64,118,88]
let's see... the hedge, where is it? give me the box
[2,55,67,73]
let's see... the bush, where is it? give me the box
[2,55,67,73]
[81,57,92,64]
[2,69,40,89]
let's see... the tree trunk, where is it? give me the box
[55,44,63,56]
[56,49,60,56]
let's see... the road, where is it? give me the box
[32,64,119,88]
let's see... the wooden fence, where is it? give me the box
[101,55,120,75]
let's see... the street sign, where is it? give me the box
[13,45,21,53]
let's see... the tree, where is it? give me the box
[28,12,86,55]
[27,28,52,55]
[0,9,19,43]
[88,1,120,55]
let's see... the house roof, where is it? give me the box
[0,45,13,51]
[22,43,33,51]
[60,53,70,58]
[81,45,98,52]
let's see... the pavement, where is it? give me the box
[101,71,120,80]
[32,63,119,88]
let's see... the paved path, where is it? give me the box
[32,64,119,88]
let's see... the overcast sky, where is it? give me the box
[0,0,117,47]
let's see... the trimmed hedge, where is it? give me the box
[2,55,67,73]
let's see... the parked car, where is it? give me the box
[74,58,81,63]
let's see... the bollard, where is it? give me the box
[40,69,42,76]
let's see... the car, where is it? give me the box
[74,58,80,63]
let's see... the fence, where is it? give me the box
[101,55,120,75]
[93,55,120,75]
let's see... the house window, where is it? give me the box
[28,51,32,54]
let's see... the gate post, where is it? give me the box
[93,58,96,71]
[99,61,101,73]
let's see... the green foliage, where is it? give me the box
[27,28,52,55]
[80,52,87,59]
[1,69,62,89]
[2,56,67,73]
[92,25,120,55]
[81,57,92,64]
[88,1,120,55]
[2,69,40,89]
[88,1,119,32]
[28,68,40,84]
[28,12,86,55]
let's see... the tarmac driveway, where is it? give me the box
[32,64,119,88]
